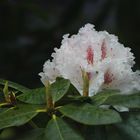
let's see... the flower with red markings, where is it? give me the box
[39,24,140,96]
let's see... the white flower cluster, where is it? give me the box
[39,24,140,96]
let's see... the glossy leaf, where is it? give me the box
[115,112,140,140]
[67,95,91,102]
[0,104,43,130]
[20,128,45,140]
[0,93,4,102]
[17,87,46,104]
[0,79,29,93]
[67,83,81,96]
[59,103,122,125]
[104,93,140,108]
[83,126,107,140]
[106,126,123,140]
[51,78,70,103]
[0,108,8,113]
[45,115,84,140]
[91,90,119,106]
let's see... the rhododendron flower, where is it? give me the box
[39,24,140,96]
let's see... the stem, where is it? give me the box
[83,73,89,97]
[83,88,89,97]
[45,81,53,110]
[82,70,89,97]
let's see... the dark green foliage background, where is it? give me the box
[0,78,140,140]
[0,1,140,139]
[0,0,140,88]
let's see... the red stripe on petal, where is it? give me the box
[87,46,94,65]
[101,40,107,60]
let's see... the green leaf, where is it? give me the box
[51,78,70,103]
[17,87,46,104]
[103,93,140,108]
[67,83,81,96]
[20,128,45,140]
[67,95,91,102]
[45,115,84,140]
[0,79,29,93]
[0,93,4,102]
[59,103,122,125]
[0,127,16,140]
[0,108,8,113]
[106,126,123,140]
[91,90,119,106]
[83,126,107,140]
[0,104,43,130]
[115,112,140,140]
[91,90,140,109]
[54,84,81,106]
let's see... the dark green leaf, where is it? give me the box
[106,125,123,140]
[91,90,119,106]
[20,128,45,140]
[0,79,29,93]
[45,115,84,140]
[83,126,107,140]
[32,113,50,128]
[0,104,43,130]
[91,90,140,109]
[66,95,92,104]
[0,108,8,113]
[115,112,140,140]
[17,87,46,104]
[54,84,81,106]
[67,83,81,96]
[51,78,70,103]
[67,95,91,101]
[59,103,122,125]
[0,93,4,102]
[104,93,140,108]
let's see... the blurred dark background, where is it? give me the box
[0,0,140,88]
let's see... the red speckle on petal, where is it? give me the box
[86,46,94,65]
[101,40,107,60]
[104,71,114,84]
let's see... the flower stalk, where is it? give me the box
[82,70,90,97]
[45,81,53,110]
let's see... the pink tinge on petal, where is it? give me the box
[86,46,94,64]
[101,39,107,60]
[104,71,114,84]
